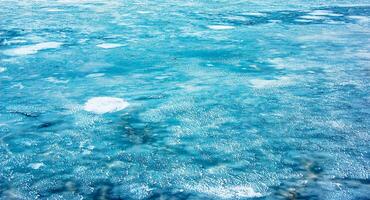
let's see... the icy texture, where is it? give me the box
[0,0,369,199]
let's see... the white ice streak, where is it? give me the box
[207,25,235,30]
[308,10,342,17]
[3,42,62,56]
[250,77,293,89]
[96,43,124,49]
[86,73,105,78]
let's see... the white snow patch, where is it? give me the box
[3,42,62,56]
[96,43,124,49]
[207,25,235,30]
[250,77,293,89]
[28,162,45,169]
[83,97,129,114]
[0,67,6,73]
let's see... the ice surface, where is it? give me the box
[0,1,369,199]
[83,97,129,114]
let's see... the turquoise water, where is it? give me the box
[0,0,369,199]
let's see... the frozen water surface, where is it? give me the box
[0,0,369,199]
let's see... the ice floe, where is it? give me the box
[0,67,6,73]
[207,25,235,30]
[250,77,293,89]
[96,43,124,49]
[83,97,129,114]
[3,42,62,56]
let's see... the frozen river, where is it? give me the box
[0,0,369,199]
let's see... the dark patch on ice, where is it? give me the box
[8,110,41,118]
[120,115,156,145]
[37,120,63,129]
[147,190,195,200]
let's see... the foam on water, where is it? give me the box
[96,43,124,49]
[3,42,62,56]
[83,97,129,114]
